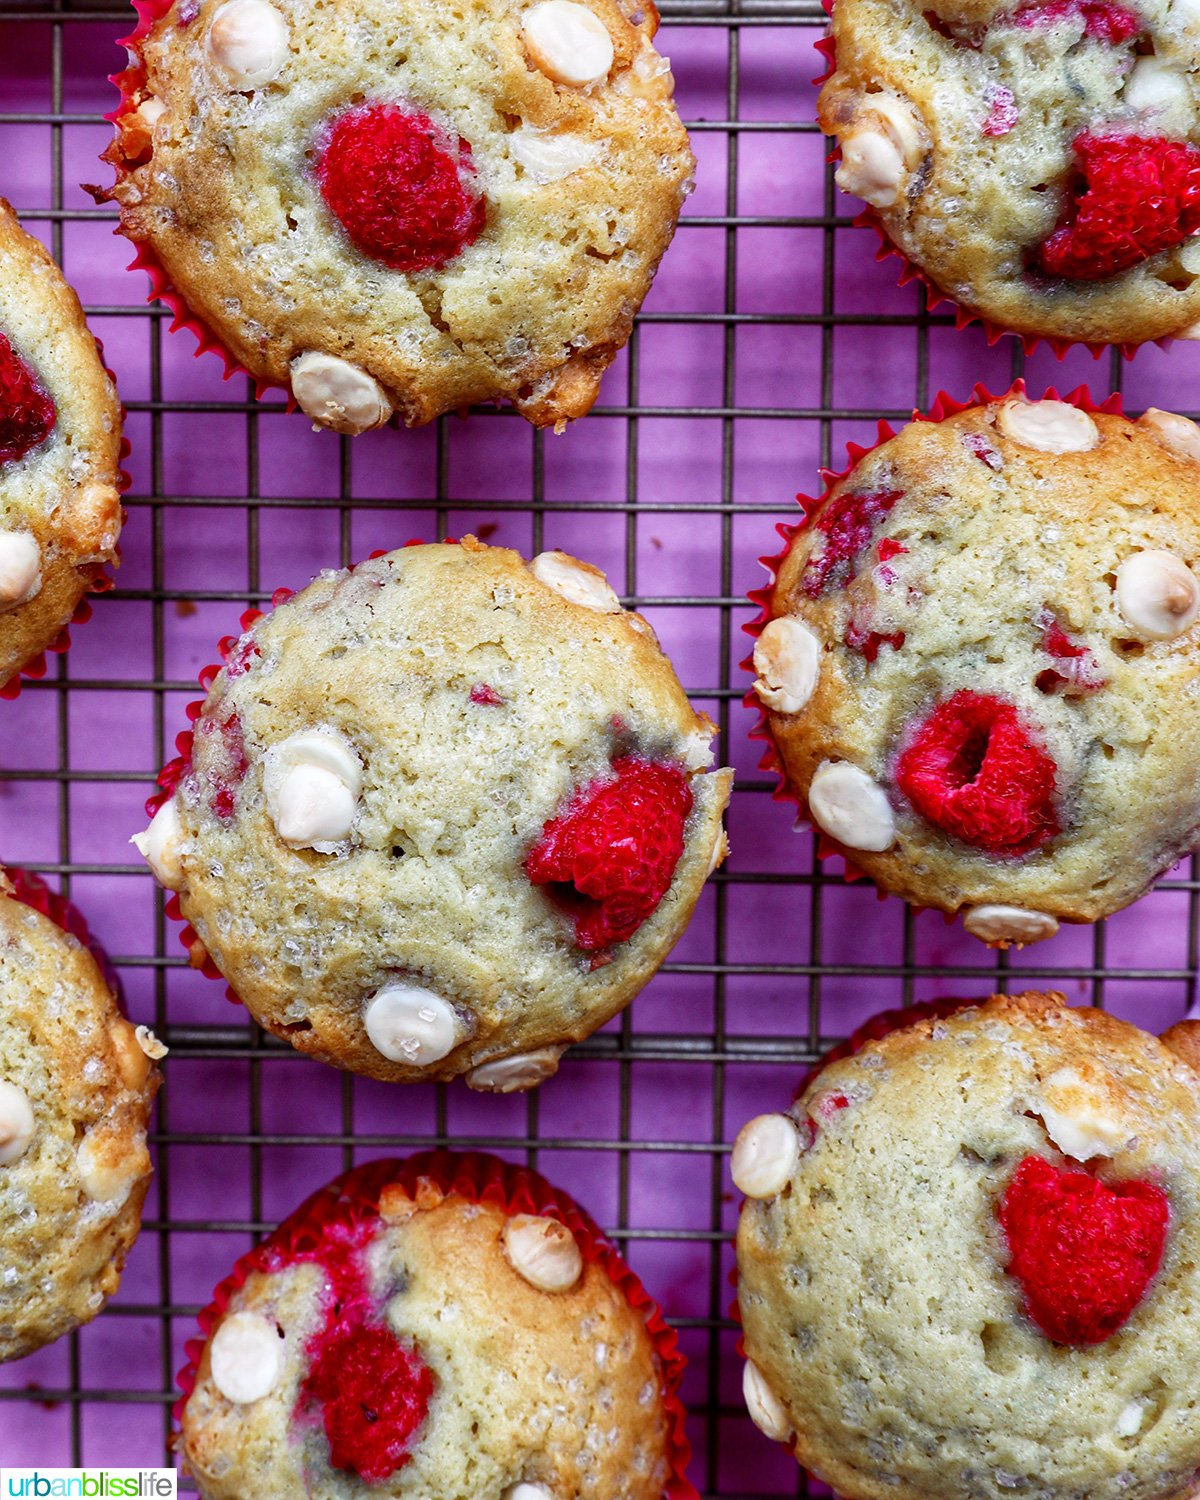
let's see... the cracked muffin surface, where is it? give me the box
[101,0,694,430]
[818,0,1200,344]
[735,993,1200,1500]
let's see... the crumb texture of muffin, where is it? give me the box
[751,391,1200,938]
[178,1153,686,1499]
[0,199,123,688]
[139,539,730,1086]
[818,0,1200,344]
[735,993,1200,1500]
[0,877,161,1362]
[102,0,694,430]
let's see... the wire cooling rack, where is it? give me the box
[3,0,1200,1492]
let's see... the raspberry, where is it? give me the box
[1037,133,1200,281]
[194,705,249,822]
[1010,0,1141,40]
[802,489,903,598]
[961,431,1003,470]
[0,330,55,466]
[844,620,905,661]
[469,683,503,706]
[1035,608,1106,695]
[301,1322,434,1482]
[982,84,1019,138]
[317,104,486,273]
[895,690,1059,855]
[526,757,693,951]
[999,1155,1169,1345]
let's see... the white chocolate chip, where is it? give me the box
[263,728,362,851]
[963,905,1059,948]
[753,617,821,715]
[363,981,460,1067]
[1040,1065,1134,1161]
[0,1082,34,1167]
[209,1311,284,1404]
[706,827,730,878]
[731,1113,801,1199]
[503,1213,583,1292]
[0,532,41,611]
[835,129,906,208]
[522,1,614,88]
[135,1024,168,1062]
[290,353,393,436]
[834,93,923,209]
[509,127,602,182]
[1116,550,1200,640]
[995,399,1099,454]
[743,1359,792,1442]
[1139,408,1200,464]
[683,725,716,770]
[466,1047,566,1093]
[529,550,621,611]
[1116,1399,1148,1439]
[808,761,896,852]
[130,797,185,890]
[1176,318,1200,340]
[1124,56,1194,128]
[138,96,166,129]
[208,0,288,89]
[504,1486,554,1500]
[76,1129,139,1205]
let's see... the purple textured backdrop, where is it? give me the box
[2,4,1199,1492]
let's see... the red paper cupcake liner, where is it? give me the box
[175,1150,696,1497]
[741,379,1124,901]
[5,863,124,1000]
[1,338,131,701]
[813,1,1162,362]
[104,0,295,407]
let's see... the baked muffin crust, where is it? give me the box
[102,0,694,429]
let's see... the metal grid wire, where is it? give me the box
[2,0,1200,1493]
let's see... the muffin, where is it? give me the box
[0,199,123,694]
[818,0,1200,346]
[733,992,1200,1500]
[748,385,1200,946]
[100,0,693,431]
[133,538,730,1088]
[0,868,164,1363]
[176,1151,692,1498]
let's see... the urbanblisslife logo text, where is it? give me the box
[0,1473,175,1497]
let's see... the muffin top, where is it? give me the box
[0,874,162,1363]
[750,390,1200,940]
[818,0,1200,345]
[734,993,1200,1500]
[135,538,730,1087]
[0,200,123,690]
[102,0,694,430]
[178,1153,689,1499]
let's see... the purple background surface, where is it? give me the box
[2,2,1199,1492]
